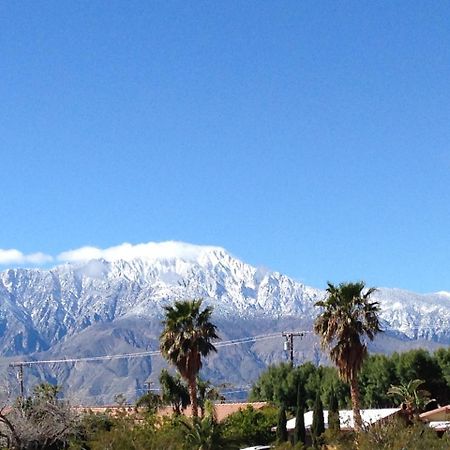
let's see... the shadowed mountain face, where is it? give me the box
[0,245,448,404]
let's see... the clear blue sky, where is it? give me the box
[1,1,449,293]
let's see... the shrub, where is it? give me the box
[358,417,450,450]
[222,405,278,446]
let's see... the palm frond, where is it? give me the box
[313,281,381,382]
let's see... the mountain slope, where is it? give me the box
[0,242,448,403]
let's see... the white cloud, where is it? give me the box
[0,249,53,265]
[57,246,103,262]
[57,241,222,263]
[0,241,222,267]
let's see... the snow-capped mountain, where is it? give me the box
[0,242,448,403]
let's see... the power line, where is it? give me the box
[7,331,310,400]
[12,325,441,370]
[9,349,162,367]
[215,333,284,348]
[9,331,305,368]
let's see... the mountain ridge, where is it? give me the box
[0,242,448,403]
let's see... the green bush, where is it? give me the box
[273,442,305,450]
[221,405,278,446]
[71,413,184,450]
[357,418,450,450]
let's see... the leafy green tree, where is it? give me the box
[311,391,325,448]
[302,364,322,409]
[160,299,219,417]
[359,354,397,408]
[222,405,278,447]
[314,366,350,410]
[250,362,349,411]
[276,404,288,443]
[250,362,300,408]
[314,281,381,430]
[323,386,346,449]
[434,347,450,386]
[294,381,306,446]
[328,387,340,432]
[135,391,161,414]
[393,349,450,405]
[159,369,190,414]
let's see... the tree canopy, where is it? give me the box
[314,281,381,429]
[160,299,219,417]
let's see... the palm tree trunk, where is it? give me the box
[350,376,363,431]
[189,376,198,418]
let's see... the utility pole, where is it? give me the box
[10,362,25,406]
[282,332,304,365]
[18,364,24,399]
[144,380,153,395]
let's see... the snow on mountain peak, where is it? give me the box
[2,241,450,350]
[436,291,450,298]
[1,244,449,404]
[58,241,226,264]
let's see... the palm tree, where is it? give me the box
[135,391,161,414]
[197,377,224,418]
[159,368,190,415]
[160,299,219,417]
[387,379,432,416]
[180,403,237,450]
[314,281,381,430]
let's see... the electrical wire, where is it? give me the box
[10,325,444,368]
[9,331,311,368]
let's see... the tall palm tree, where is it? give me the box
[314,282,381,430]
[160,299,219,417]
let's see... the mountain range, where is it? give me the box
[0,242,448,404]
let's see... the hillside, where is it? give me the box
[0,242,448,404]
